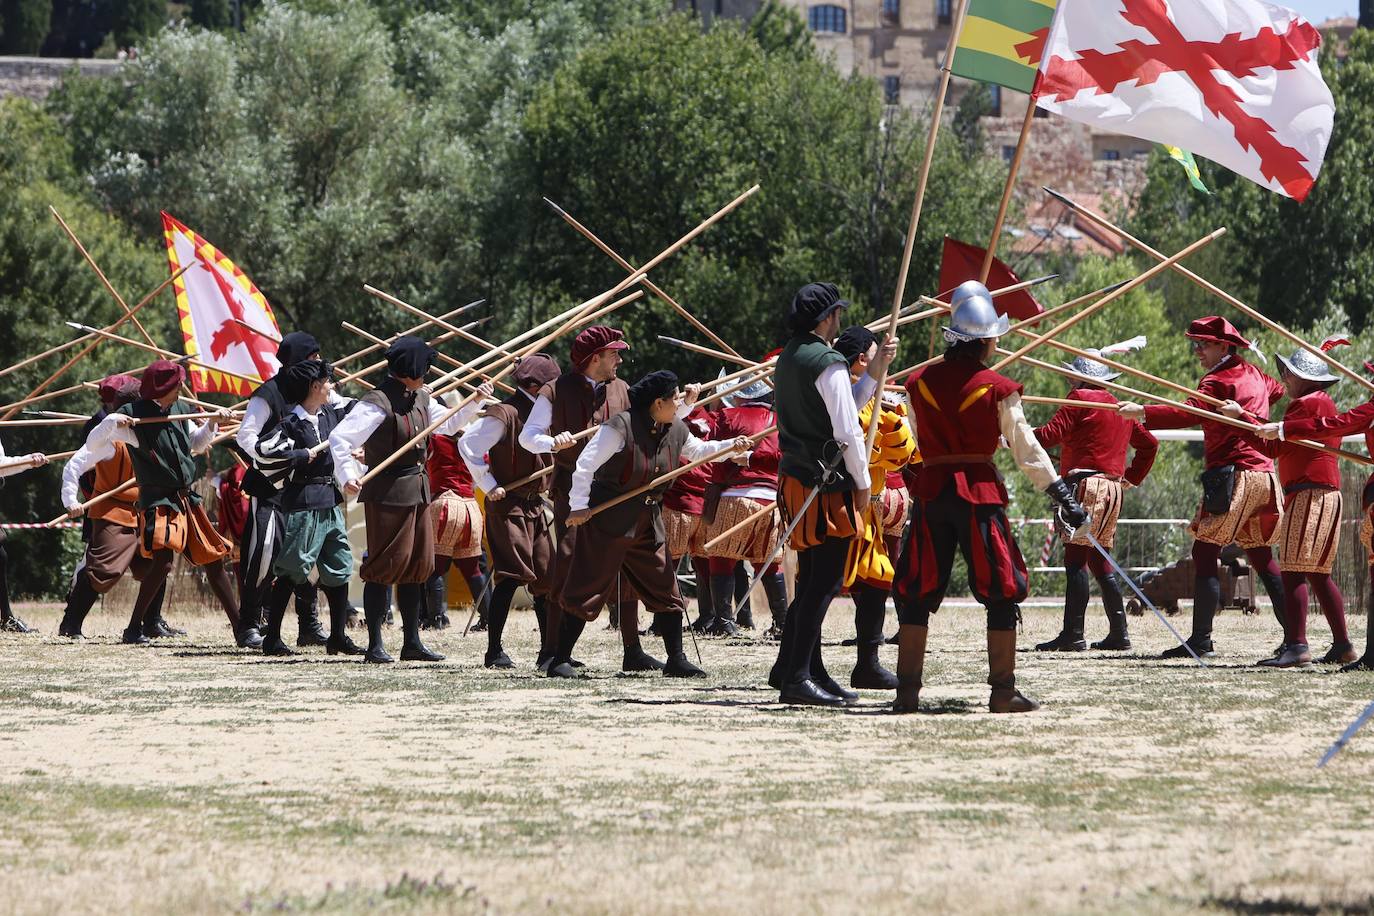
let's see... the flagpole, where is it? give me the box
[979,102,1038,282]
[872,0,972,457]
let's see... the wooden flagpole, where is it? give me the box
[979,103,1037,282]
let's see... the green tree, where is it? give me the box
[190,0,234,30]
[1130,29,1374,334]
[111,0,165,48]
[0,0,52,54]
[952,82,994,159]
[747,0,813,60]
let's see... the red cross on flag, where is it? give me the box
[1033,0,1334,201]
[161,212,283,397]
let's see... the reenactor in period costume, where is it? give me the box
[58,374,171,639]
[832,326,919,690]
[518,326,631,669]
[1121,317,1287,659]
[77,360,244,645]
[553,370,749,679]
[664,404,717,633]
[768,283,898,707]
[699,377,784,636]
[248,359,364,657]
[236,332,335,649]
[1248,346,1362,667]
[459,353,562,669]
[328,336,485,663]
[1032,345,1158,652]
[425,420,490,632]
[0,439,48,633]
[893,282,1086,714]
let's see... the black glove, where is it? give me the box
[1045,477,1089,533]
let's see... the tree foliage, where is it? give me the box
[0,0,52,53]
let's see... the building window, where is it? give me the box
[988,83,1002,117]
[884,76,901,104]
[882,0,900,24]
[1101,149,1121,161]
[936,0,952,26]
[808,4,847,33]
[1002,145,1016,161]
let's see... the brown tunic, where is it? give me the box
[561,410,690,620]
[358,379,436,585]
[483,394,553,593]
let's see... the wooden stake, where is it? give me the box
[0,411,236,429]
[980,103,1037,282]
[990,229,1226,373]
[1044,187,1374,396]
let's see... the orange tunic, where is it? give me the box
[89,441,140,529]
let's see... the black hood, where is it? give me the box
[276,331,321,372]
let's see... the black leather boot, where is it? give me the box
[294,583,327,646]
[466,573,488,632]
[322,585,364,656]
[689,568,715,633]
[422,572,448,630]
[762,572,788,641]
[850,587,898,689]
[59,573,100,639]
[704,573,740,636]
[660,613,705,678]
[398,583,444,661]
[1091,573,1132,650]
[547,615,587,678]
[261,578,298,657]
[1037,565,1088,652]
[362,583,393,663]
[1162,574,1218,658]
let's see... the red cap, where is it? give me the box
[140,360,186,400]
[98,373,140,406]
[1186,316,1250,349]
[570,326,629,369]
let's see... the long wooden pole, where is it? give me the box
[45,478,137,527]
[64,323,263,387]
[0,411,236,428]
[990,229,1226,373]
[979,103,1037,282]
[0,267,188,420]
[868,0,972,459]
[359,185,761,484]
[358,289,518,393]
[582,431,767,521]
[1011,349,1372,466]
[1044,187,1374,396]
[332,300,484,369]
[334,318,490,389]
[703,501,775,553]
[50,206,163,353]
[544,197,747,362]
[338,320,510,394]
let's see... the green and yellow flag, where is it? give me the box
[1165,146,1211,194]
[950,0,1058,94]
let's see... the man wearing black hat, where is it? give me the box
[459,353,562,668]
[249,359,364,657]
[329,336,488,663]
[236,331,338,649]
[557,370,750,679]
[770,283,898,706]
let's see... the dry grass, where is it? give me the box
[1,596,1372,916]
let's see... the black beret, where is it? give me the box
[386,335,436,380]
[628,370,680,411]
[833,326,878,364]
[786,282,849,333]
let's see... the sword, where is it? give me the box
[1318,698,1374,768]
[731,443,849,623]
[1078,525,1207,668]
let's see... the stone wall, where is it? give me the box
[0,56,121,102]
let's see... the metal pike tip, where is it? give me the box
[1043,186,1072,206]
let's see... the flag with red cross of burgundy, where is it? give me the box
[1032,0,1334,201]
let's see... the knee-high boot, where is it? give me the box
[485,578,518,669]
[988,629,1039,713]
[261,577,298,656]
[547,614,587,679]
[1092,573,1131,650]
[363,582,393,664]
[850,586,897,689]
[59,572,100,639]
[1342,564,1374,672]
[398,582,444,662]
[294,583,327,646]
[705,573,740,637]
[660,612,705,677]
[323,585,363,655]
[762,572,788,641]
[422,572,448,630]
[1037,566,1088,652]
[1163,573,1219,658]
[690,560,715,632]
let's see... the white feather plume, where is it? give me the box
[1097,335,1147,357]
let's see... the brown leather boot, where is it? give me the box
[987,629,1040,713]
[892,624,928,714]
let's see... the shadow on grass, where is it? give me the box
[1203,894,1374,914]
[603,695,979,716]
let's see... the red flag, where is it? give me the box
[936,237,1044,321]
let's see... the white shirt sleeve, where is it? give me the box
[815,362,872,489]
[88,412,138,451]
[61,440,116,508]
[236,397,271,459]
[569,423,626,512]
[326,388,351,409]
[518,394,556,454]
[998,393,1058,492]
[427,394,483,436]
[329,400,387,488]
[681,433,738,464]
[851,373,878,407]
[457,415,505,495]
[189,420,216,455]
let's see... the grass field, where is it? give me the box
[2,597,1373,915]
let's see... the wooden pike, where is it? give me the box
[50,206,163,353]
[990,228,1226,373]
[64,323,263,387]
[544,197,748,362]
[358,289,518,393]
[702,501,774,553]
[0,266,189,420]
[1022,395,1126,411]
[339,320,514,394]
[333,299,484,368]
[581,430,768,521]
[980,103,1038,282]
[360,185,761,484]
[45,478,137,527]
[1044,187,1374,396]
[334,317,491,389]
[1009,349,1373,466]
[871,273,1060,334]
[0,411,236,428]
